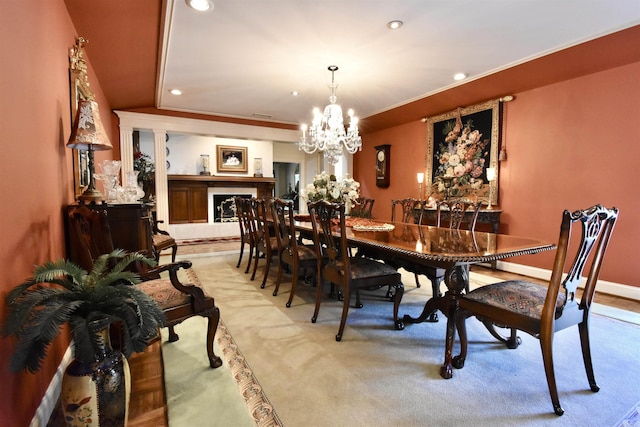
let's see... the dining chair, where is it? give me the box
[271,198,318,307]
[234,196,254,271]
[391,197,419,224]
[308,200,405,341]
[151,210,178,263]
[389,197,423,289]
[455,204,619,416]
[67,205,223,368]
[423,198,484,295]
[251,198,280,289]
[351,197,375,218]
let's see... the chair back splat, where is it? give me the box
[457,204,619,416]
[308,200,405,341]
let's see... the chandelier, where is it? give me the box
[298,66,362,165]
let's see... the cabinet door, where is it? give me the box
[190,186,209,223]
[168,184,209,223]
[169,187,191,223]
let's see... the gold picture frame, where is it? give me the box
[425,99,500,205]
[217,145,248,173]
[69,37,95,198]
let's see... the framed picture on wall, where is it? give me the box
[425,99,500,205]
[217,145,248,173]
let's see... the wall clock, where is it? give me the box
[375,144,390,188]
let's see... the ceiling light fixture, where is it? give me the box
[387,20,403,30]
[298,66,362,165]
[453,73,468,81]
[186,0,213,12]
[169,89,183,95]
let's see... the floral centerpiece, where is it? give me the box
[133,151,155,184]
[302,171,360,209]
[434,112,489,197]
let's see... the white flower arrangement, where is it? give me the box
[302,171,361,209]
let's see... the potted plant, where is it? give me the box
[133,151,155,201]
[2,249,165,427]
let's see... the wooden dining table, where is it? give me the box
[294,217,555,379]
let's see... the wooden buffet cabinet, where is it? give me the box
[167,175,276,224]
[66,203,155,263]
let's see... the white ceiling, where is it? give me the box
[157,0,640,126]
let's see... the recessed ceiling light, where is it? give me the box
[453,73,468,81]
[186,0,213,12]
[387,20,403,30]
[169,89,183,95]
[291,91,299,96]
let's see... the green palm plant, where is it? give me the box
[2,249,166,373]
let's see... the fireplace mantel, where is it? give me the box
[167,175,275,224]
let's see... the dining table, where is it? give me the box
[293,216,556,379]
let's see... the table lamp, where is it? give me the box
[67,99,113,202]
[417,172,424,199]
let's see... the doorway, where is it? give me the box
[273,162,300,211]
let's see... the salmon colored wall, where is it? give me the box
[0,2,115,425]
[355,61,640,288]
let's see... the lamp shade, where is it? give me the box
[67,100,112,151]
[417,172,424,184]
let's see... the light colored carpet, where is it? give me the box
[164,251,640,426]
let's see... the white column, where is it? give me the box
[153,130,169,226]
[119,125,134,182]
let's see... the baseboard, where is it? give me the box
[496,261,640,302]
[31,345,73,427]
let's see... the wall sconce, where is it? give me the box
[417,172,424,199]
[200,154,210,175]
[66,100,113,202]
[486,167,496,209]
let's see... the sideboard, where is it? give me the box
[66,203,155,266]
[416,207,502,234]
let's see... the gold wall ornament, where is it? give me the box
[69,37,96,198]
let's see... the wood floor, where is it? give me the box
[48,338,168,427]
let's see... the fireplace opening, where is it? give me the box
[213,194,251,222]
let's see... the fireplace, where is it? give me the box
[213,194,252,222]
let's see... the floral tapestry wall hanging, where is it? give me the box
[425,99,500,205]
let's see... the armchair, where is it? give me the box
[67,205,222,368]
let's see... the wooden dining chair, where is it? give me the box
[350,197,375,218]
[308,200,405,341]
[423,198,484,295]
[67,205,223,368]
[234,196,254,271]
[388,197,424,290]
[391,197,419,224]
[151,210,178,263]
[251,198,280,289]
[271,198,318,307]
[455,204,619,416]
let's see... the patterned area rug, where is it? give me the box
[185,267,284,427]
